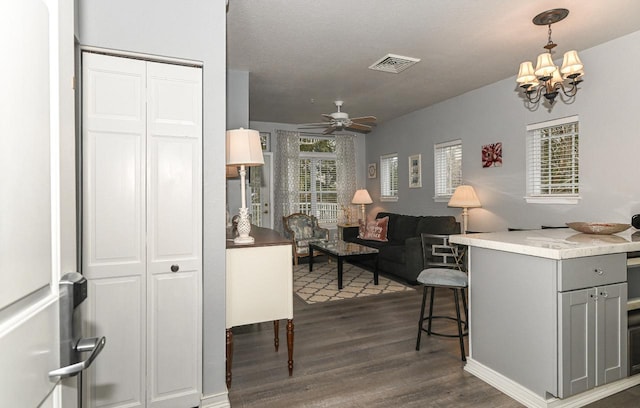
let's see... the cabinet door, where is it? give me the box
[558,288,596,398]
[146,62,202,408]
[596,283,627,386]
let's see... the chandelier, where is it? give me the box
[516,9,584,106]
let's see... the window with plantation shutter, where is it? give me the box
[434,140,462,201]
[380,153,398,201]
[526,116,580,204]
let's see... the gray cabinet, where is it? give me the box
[468,248,628,400]
[558,282,627,398]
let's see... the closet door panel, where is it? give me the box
[146,62,202,408]
[82,52,146,408]
[84,277,144,408]
[147,62,202,276]
[83,52,145,279]
[147,272,200,408]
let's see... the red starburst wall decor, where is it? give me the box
[482,142,502,168]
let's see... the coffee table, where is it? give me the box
[308,240,379,290]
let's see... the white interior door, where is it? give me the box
[146,60,202,408]
[82,53,202,408]
[0,0,74,407]
[82,52,146,408]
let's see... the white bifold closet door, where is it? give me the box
[82,52,202,408]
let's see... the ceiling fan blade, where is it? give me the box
[321,114,334,121]
[346,123,372,132]
[322,126,337,135]
[299,122,332,127]
[350,116,377,124]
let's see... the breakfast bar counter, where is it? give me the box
[450,228,640,408]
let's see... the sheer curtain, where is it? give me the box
[273,130,300,233]
[336,134,357,222]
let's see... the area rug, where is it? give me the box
[293,262,415,304]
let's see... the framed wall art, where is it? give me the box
[482,142,502,168]
[367,163,377,179]
[408,154,422,188]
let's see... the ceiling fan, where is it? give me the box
[299,100,377,135]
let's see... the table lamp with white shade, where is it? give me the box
[351,188,373,223]
[448,185,481,234]
[226,128,264,244]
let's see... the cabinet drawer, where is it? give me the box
[558,254,626,291]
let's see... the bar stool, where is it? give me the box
[415,233,468,361]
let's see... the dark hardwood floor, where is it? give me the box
[227,278,640,407]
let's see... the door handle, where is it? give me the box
[49,336,106,379]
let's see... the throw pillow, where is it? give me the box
[358,216,389,242]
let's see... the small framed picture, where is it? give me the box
[259,132,271,151]
[367,163,377,179]
[408,154,422,188]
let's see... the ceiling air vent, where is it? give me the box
[368,54,420,74]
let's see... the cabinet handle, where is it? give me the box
[171,264,179,272]
[594,268,604,275]
[601,291,608,298]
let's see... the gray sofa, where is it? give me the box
[343,212,460,284]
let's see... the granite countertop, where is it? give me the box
[450,228,640,260]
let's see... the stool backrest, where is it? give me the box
[420,233,464,271]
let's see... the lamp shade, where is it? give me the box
[560,50,583,75]
[534,52,556,77]
[351,189,373,205]
[226,128,264,166]
[448,185,481,208]
[225,165,239,178]
[516,61,537,84]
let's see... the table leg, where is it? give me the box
[287,319,294,376]
[374,255,379,285]
[225,328,233,388]
[337,258,343,289]
[273,320,279,351]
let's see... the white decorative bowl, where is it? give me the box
[566,222,631,235]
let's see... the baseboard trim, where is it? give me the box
[464,358,640,408]
[200,391,230,408]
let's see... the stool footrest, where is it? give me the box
[419,315,468,337]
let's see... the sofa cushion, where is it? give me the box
[378,243,405,264]
[359,216,389,242]
[416,216,460,235]
[377,212,419,242]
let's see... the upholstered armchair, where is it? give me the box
[282,213,330,265]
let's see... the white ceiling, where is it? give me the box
[227,0,640,126]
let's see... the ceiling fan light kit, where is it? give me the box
[299,100,377,135]
[516,8,584,106]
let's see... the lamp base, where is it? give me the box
[234,207,254,245]
[234,235,255,244]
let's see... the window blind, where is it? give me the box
[299,157,337,224]
[434,140,462,199]
[526,118,579,198]
[380,153,398,200]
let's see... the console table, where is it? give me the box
[225,226,294,388]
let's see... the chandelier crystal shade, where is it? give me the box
[516,9,584,106]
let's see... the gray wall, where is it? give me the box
[226,70,250,217]
[77,0,228,401]
[365,30,640,233]
[227,70,249,129]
